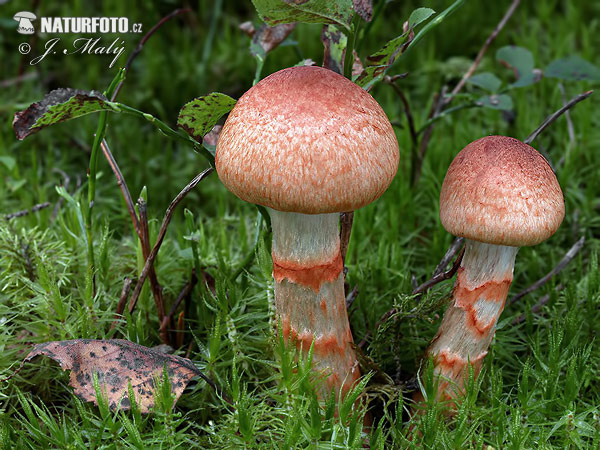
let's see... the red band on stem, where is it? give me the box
[273,251,343,292]
[453,268,512,337]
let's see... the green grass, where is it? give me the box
[1,0,599,448]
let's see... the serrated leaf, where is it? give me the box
[476,94,513,111]
[545,56,600,81]
[467,72,502,92]
[177,93,236,143]
[356,6,436,89]
[251,0,353,29]
[321,24,347,75]
[13,88,115,140]
[24,339,207,413]
[496,46,539,87]
[408,7,435,28]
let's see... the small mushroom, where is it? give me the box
[423,135,564,402]
[216,66,399,397]
[13,11,37,35]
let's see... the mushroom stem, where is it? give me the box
[426,239,518,400]
[269,209,360,397]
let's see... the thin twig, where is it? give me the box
[385,76,417,148]
[111,8,192,101]
[5,202,50,220]
[413,247,464,296]
[558,84,576,145]
[100,139,140,237]
[345,284,359,310]
[446,0,521,104]
[508,236,585,306]
[413,86,447,185]
[340,211,354,265]
[123,168,214,318]
[115,277,133,319]
[137,197,166,324]
[511,284,564,325]
[432,237,465,277]
[160,272,198,338]
[524,91,593,145]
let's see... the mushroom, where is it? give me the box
[423,135,564,402]
[216,66,399,397]
[13,11,37,35]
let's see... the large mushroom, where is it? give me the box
[423,135,564,402]
[216,66,399,397]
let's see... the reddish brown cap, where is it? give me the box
[215,66,399,214]
[440,136,565,246]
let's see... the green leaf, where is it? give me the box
[177,93,237,143]
[496,46,538,87]
[476,93,513,111]
[545,56,600,81]
[467,72,502,92]
[13,89,117,140]
[355,33,411,89]
[251,0,353,29]
[355,1,459,90]
[408,7,435,28]
[0,156,16,171]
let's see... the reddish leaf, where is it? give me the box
[24,339,207,413]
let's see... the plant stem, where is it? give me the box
[108,102,215,165]
[84,70,125,298]
[343,15,360,80]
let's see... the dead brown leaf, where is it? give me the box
[251,23,296,56]
[24,339,213,412]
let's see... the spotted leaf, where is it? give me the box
[13,88,117,140]
[24,339,206,413]
[177,93,236,143]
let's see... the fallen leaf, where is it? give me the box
[24,339,207,413]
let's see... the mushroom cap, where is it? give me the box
[440,135,565,247]
[14,11,36,19]
[215,66,399,214]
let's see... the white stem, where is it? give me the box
[269,209,360,396]
[427,239,518,399]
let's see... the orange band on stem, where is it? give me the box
[273,251,343,292]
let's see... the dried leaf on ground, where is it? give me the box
[24,339,206,413]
